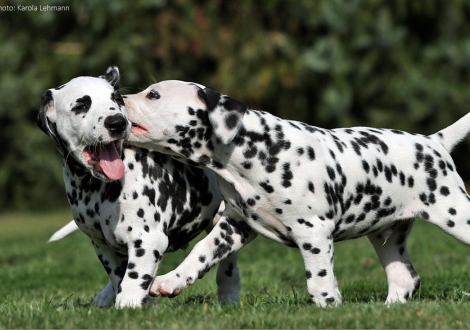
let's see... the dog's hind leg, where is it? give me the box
[216,252,240,303]
[422,184,470,246]
[92,280,116,308]
[91,240,128,307]
[367,219,420,304]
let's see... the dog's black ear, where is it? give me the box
[37,90,53,135]
[101,66,120,90]
[37,89,65,156]
[197,87,246,144]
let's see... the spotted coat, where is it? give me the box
[125,80,470,306]
[38,69,239,308]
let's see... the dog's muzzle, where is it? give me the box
[105,114,128,137]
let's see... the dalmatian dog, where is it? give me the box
[38,69,240,308]
[124,80,470,306]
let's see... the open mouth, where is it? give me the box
[82,140,125,180]
[131,121,148,134]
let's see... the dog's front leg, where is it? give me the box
[149,216,256,299]
[114,231,168,308]
[292,218,342,307]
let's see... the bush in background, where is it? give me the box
[1,0,469,210]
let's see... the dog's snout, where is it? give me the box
[104,114,128,134]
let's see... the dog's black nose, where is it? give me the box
[104,114,128,135]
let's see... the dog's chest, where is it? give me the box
[64,174,125,246]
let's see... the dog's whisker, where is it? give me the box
[146,73,157,84]
[118,86,135,93]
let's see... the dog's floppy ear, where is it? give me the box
[197,87,246,145]
[101,66,120,90]
[37,89,53,135]
[37,89,65,156]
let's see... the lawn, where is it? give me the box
[1,210,470,328]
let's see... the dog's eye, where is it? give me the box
[72,103,87,111]
[147,90,160,100]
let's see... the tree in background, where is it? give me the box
[1,0,469,210]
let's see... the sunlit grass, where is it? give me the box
[1,210,470,328]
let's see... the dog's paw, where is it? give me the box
[149,271,187,298]
[114,295,157,309]
[312,293,342,308]
[114,295,144,309]
[92,282,116,308]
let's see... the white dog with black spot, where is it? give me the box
[124,80,470,306]
[39,70,239,308]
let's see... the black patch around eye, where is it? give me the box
[147,89,160,100]
[72,95,92,115]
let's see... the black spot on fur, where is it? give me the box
[128,271,139,279]
[140,274,153,290]
[111,91,125,107]
[153,250,161,262]
[440,186,450,196]
[259,181,274,193]
[326,166,335,180]
[362,161,370,173]
[318,269,327,277]
[307,147,315,160]
[308,181,315,193]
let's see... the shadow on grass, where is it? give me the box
[46,295,93,310]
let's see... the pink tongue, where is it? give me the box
[99,143,125,180]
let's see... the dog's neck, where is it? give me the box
[61,154,108,195]
[63,154,89,178]
[178,108,295,195]
[159,119,255,195]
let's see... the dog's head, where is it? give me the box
[125,80,247,161]
[38,66,130,181]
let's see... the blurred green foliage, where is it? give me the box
[1,0,470,210]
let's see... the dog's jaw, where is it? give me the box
[82,140,125,181]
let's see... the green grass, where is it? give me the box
[2,210,470,328]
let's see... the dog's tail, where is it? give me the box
[430,112,470,152]
[48,220,79,242]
